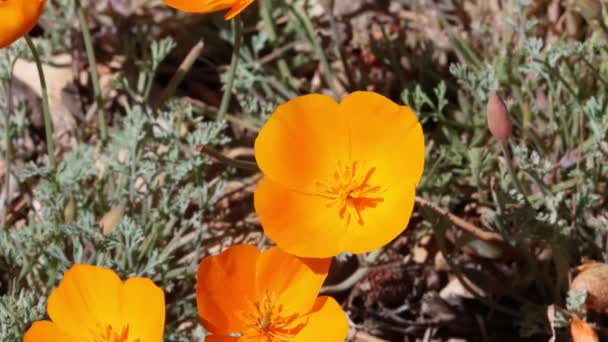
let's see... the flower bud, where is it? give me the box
[100,199,127,235]
[63,196,76,223]
[487,92,512,142]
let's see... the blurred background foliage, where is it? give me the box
[1,0,608,340]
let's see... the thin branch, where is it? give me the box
[414,196,504,243]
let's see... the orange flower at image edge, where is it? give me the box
[162,0,254,20]
[254,91,425,258]
[197,244,348,341]
[0,0,46,48]
[24,264,165,342]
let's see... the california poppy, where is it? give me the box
[571,316,599,342]
[162,0,254,20]
[23,264,165,342]
[254,91,425,258]
[0,0,46,48]
[197,244,348,341]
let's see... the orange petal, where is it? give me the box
[254,178,348,258]
[341,181,417,254]
[119,277,165,341]
[255,247,330,314]
[225,0,255,20]
[197,244,259,334]
[23,321,77,342]
[162,0,232,13]
[340,91,425,186]
[205,335,239,342]
[571,316,599,342]
[47,264,122,338]
[254,94,348,193]
[0,0,46,48]
[293,296,348,342]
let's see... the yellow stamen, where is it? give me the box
[316,161,384,226]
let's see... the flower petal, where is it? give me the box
[197,244,260,334]
[225,0,255,20]
[254,94,348,193]
[47,264,122,338]
[340,91,425,185]
[293,296,348,342]
[205,335,238,342]
[162,0,234,14]
[254,178,348,258]
[0,0,46,48]
[255,247,330,314]
[23,321,77,342]
[341,181,417,254]
[119,277,165,341]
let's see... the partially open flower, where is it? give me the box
[162,0,254,20]
[254,91,425,258]
[197,244,348,341]
[0,0,46,48]
[24,264,165,342]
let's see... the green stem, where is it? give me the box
[217,17,243,122]
[75,0,107,142]
[260,0,296,85]
[500,141,530,205]
[156,40,205,110]
[25,35,55,169]
[290,3,338,98]
[328,0,355,90]
[321,249,383,293]
[197,145,259,171]
[2,79,12,228]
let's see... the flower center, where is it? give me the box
[240,292,306,341]
[315,161,384,226]
[92,324,137,342]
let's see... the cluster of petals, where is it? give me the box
[0,0,46,48]
[17,0,424,338]
[24,264,165,342]
[254,91,425,258]
[162,0,254,20]
[197,244,348,341]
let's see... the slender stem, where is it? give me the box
[290,3,338,98]
[196,145,259,171]
[25,35,55,169]
[414,196,504,243]
[75,0,107,142]
[156,40,205,110]
[217,17,243,122]
[2,80,13,228]
[500,141,530,205]
[260,0,295,85]
[321,249,383,294]
[328,0,356,90]
[129,140,137,204]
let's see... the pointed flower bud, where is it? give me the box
[487,92,512,142]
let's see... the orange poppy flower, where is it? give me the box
[162,0,254,20]
[0,0,46,48]
[197,244,348,341]
[23,264,165,342]
[254,91,425,258]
